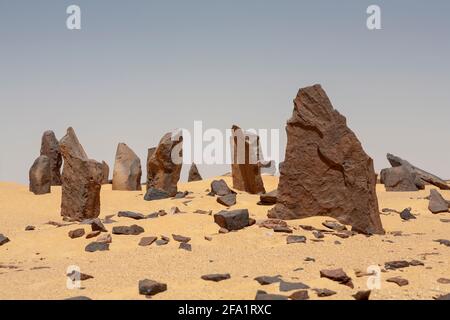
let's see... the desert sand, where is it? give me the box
[1,176,449,300]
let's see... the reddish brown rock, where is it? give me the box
[188,163,203,182]
[112,143,142,191]
[101,161,110,184]
[145,147,156,190]
[268,85,384,235]
[29,155,52,195]
[40,130,62,186]
[230,125,266,194]
[146,131,183,197]
[60,127,103,221]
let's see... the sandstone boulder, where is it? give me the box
[112,143,142,191]
[146,131,183,197]
[268,85,384,235]
[188,163,203,182]
[29,155,51,195]
[230,125,266,194]
[60,127,103,221]
[40,130,62,185]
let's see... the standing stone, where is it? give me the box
[268,85,384,235]
[112,143,142,191]
[188,163,203,182]
[29,155,51,195]
[146,147,156,190]
[101,161,110,184]
[146,131,183,197]
[230,125,266,194]
[40,130,62,186]
[60,127,103,221]
[386,153,450,190]
[428,189,449,214]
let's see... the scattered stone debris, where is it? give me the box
[0,234,10,246]
[139,237,157,247]
[286,235,306,244]
[194,209,212,215]
[90,218,107,233]
[86,231,101,239]
[386,277,409,287]
[112,225,145,235]
[68,228,85,239]
[179,243,192,251]
[67,270,94,281]
[255,290,288,300]
[313,288,337,297]
[201,274,231,282]
[385,260,410,270]
[214,209,249,231]
[118,211,145,220]
[279,280,310,292]
[352,290,371,300]
[172,234,191,243]
[322,221,347,232]
[254,275,282,285]
[320,268,354,288]
[434,239,450,247]
[139,279,167,296]
[144,188,170,201]
[25,226,35,231]
[437,278,450,284]
[85,242,109,252]
[289,290,309,300]
[400,208,416,221]
[97,233,112,244]
[217,194,237,207]
[273,226,293,233]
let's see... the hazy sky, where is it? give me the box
[1,0,449,183]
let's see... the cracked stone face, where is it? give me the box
[268,84,384,235]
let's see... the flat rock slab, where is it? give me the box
[214,209,249,231]
[144,188,170,201]
[217,194,237,207]
[118,211,145,220]
[352,290,371,300]
[286,235,306,244]
[434,239,450,247]
[320,268,353,288]
[172,234,191,243]
[254,275,282,285]
[112,225,145,235]
[385,260,410,270]
[255,291,288,300]
[90,218,107,232]
[67,270,94,281]
[279,280,310,292]
[86,231,101,239]
[289,290,309,300]
[387,277,409,287]
[258,190,277,206]
[85,242,109,252]
[0,234,10,246]
[201,274,231,282]
[322,221,347,231]
[179,243,192,251]
[313,288,337,297]
[139,237,157,247]
[138,279,167,296]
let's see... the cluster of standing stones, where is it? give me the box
[20,84,450,300]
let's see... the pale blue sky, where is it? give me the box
[1,0,449,183]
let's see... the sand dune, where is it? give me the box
[1,176,449,300]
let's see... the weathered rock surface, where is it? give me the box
[255,290,288,300]
[146,131,183,197]
[230,125,266,194]
[138,279,167,296]
[320,268,353,288]
[112,143,142,191]
[254,275,282,285]
[213,209,249,231]
[188,163,203,182]
[210,179,235,196]
[387,277,409,287]
[68,228,85,239]
[286,235,307,244]
[387,153,450,190]
[313,288,337,297]
[428,189,449,214]
[352,290,371,300]
[289,290,309,300]
[144,188,170,201]
[101,161,110,184]
[217,193,237,207]
[112,225,145,235]
[258,190,277,206]
[380,165,424,191]
[60,127,103,221]
[145,147,156,190]
[268,85,384,235]
[279,281,310,292]
[400,208,416,221]
[139,236,157,247]
[85,242,109,252]
[40,130,62,185]
[29,155,51,195]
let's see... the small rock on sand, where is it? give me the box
[201,274,231,282]
[138,279,167,296]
